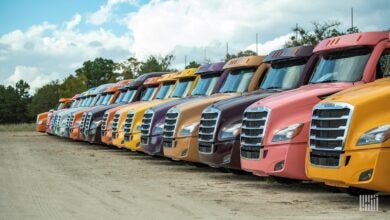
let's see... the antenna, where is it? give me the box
[256,33,258,55]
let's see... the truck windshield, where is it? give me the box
[310,47,372,84]
[102,93,113,105]
[70,100,79,108]
[88,95,98,107]
[57,103,65,110]
[191,73,221,96]
[81,97,89,107]
[261,59,306,90]
[95,95,105,105]
[156,82,175,99]
[114,91,126,104]
[122,89,137,103]
[219,68,256,93]
[141,85,158,101]
[170,78,194,98]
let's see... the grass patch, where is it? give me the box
[0,123,36,132]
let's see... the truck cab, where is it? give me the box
[140,62,228,156]
[162,56,269,163]
[306,56,390,193]
[36,97,73,132]
[55,83,114,137]
[99,73,169,145]
[198,46,317,170]
[81,73,166,144]
[111,68,200,151]
[240,31,390,180]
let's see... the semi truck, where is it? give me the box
[198,46,317,170]
[306,58,390,193]
[162,56,268,163]
[81,73,166,144]
[240,31,390,181]
[53,83,114,137]
[101,72,178,146]
[140,62,228,156]
[36,97,73,132]
[111,68,200,150]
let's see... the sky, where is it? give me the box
[0,0,389,93]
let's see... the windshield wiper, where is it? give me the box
[310,79,340,84]
[263,86,283,90]
[222,90,237,93]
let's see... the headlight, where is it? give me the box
[272,123,304,142]
[357,125,390,146]
[220,123,241,140]
[135,124,142,132]
[179,123,198,137]
[38,120,44,125]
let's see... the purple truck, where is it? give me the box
[140,62,228,156]
[198,45,317,170]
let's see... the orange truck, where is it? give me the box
[36,97,74,132]
[162,56,268,162]
[100,73,172,145]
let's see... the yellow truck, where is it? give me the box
[111,68,199,150]
[163,56,268,163]
[306,56,390,193]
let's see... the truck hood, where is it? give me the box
[323,78,390,107]
[175,93,240,112]
[116,99,172,115]
[88,103,122,115]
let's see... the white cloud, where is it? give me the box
[88,0,139,25]
[246,34,293,55]
[65,14,82,30]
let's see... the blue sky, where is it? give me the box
[0,0,389,92]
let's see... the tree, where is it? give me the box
[285,21,360,47]
[0,81,31,123]
[185,61,201,69]
[59,74,88,98]
[75,57,118,87]
[118,57,142,79]
[138,55,175,74]
[28,81,62,119]
[225,50,257,61]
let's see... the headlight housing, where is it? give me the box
[220,123,241,140]
[357,125,390,146]
[179,123,198,137]
[272,123,304,142]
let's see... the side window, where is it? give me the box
[377,49,390,79]
[64,102,72,109]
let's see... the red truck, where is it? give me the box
[240,31,390,181]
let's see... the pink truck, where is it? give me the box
[240,31,390,181]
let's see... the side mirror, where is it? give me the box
[49,109,54,113]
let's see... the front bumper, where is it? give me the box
[70,126,82,141]
[84,127,102,144]
[241,142,309,180]
[101,129,113,145]
[199,140,241,170]
[36,122,46,132]
[140,134,163,156]
[306,147,390,193]
[112,131,125,148]
[58,126,69,138]
[123,132,142,151]
[163,136,200,162]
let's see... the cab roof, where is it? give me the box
[173,68,197,79]
[105,79,133,93]
[195,62,225,75]
[314,31,389,53]
[59,98,73,103]
[144,76,163,85]
[127,72,167,89]
[264,45,314,63]
[223,56,265,70]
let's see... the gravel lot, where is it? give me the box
[0,132,389,220]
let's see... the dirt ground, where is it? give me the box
[0,132,389,220]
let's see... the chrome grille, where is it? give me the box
[111,112,120,134]
[55,115,62,132]
[198,107,221,154]
[141,110,154,137]
[309,102,353,167]
[51,115,57,131]
[84,112,93,134]
[163,108,179,148]
[123,111,135,135]
[79,113,87,133]
[240,106,270,159]
[101,111,109,131]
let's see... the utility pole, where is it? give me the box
[184,55,187,68]
[204,48,207,63]
[256,33,258,55]
[295,23,298,40]
[226,42,229,57]
[351,7,354,30]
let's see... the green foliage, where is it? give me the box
[59,74,88,98]
[139,54,175,74]
[185,61,201,69]
[225,50,257,61]
[0,80,31,123]
[285,21,360,47]
[118,57,142,79]
[28,81,62,119]
[75,57,118,87]
[0,123,35,132]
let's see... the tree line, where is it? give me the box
[0,21,365,124]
